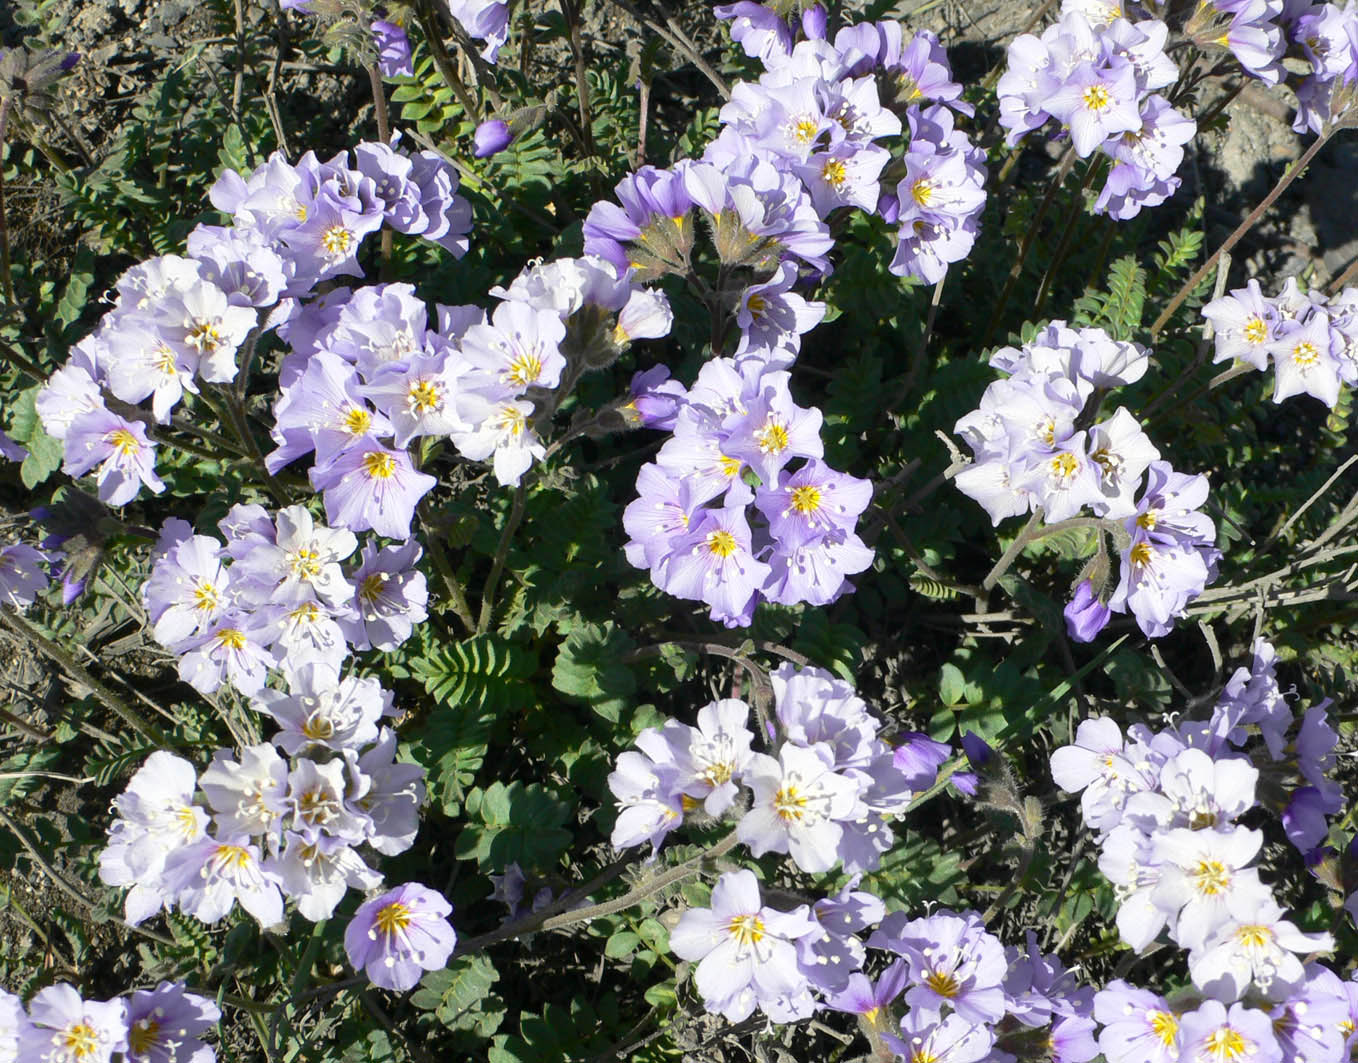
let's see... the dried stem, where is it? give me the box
[1150,127,1336,338]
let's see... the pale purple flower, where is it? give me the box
[178,611,277,695]
[161,834,284,926]
[1177,1000,1282,1063]
[448,395,545,487]
[869,909,1009,1023]
[1065,580,1112,642]
[310,439,436,540]
[881,1008,995,1063]
[653,507,771,627]
[122,981,220,1063]
[344,882,456,990]
[17,985,126,1063]
[1093,980,1181,1063]
[339,540,427,650]
[269,832,382,922]
[1152,826,1272,950]
[445,0,509,62]
[1270,311,1342,406]
[99,751,208,925]
[623,367,687,431]
[198,742,289,841]
[62,410,165,507]
[0,544,49,610]
[1190,896,1334,1002]
[346,728,426,855]
[1269,965,1351,1063]
[1044,60,1143,156]
[738,744,860,872]
[607,750,685,853]
[669,869,819,1023]
[371,20,413,78]
[713,2,795,62]
[254,663,387,754]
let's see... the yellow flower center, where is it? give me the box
[746,293,768,316]
[1203,1027,1248,1062]
[1137,509,1159,530]
[321,225,353,256]
[187,321,222,352]
[1292,340,1320,368]
[213,843,252,870]
[342,407,372,436]
[789,485,822,514]
[215,627,247,651]
[718,455,742,478]
[109,428,142,456]
[1149,1010,1178,1047]
[289,601,320,624]
[128,1018,161,1055]
[408,380,442,413]
[291,548,322,579]
[363,451,397,479]
[359,572,387,603]
[294,202,309,222]
[911,178,935,207]
[773,784,807,822]
[303,713,335,740]
[1234,924,1273,948]
[175,805,200,836]
[1192,859,1231,896]
[154,345,178,375]
[755,420,790,454]
[507,353,544,387]
[1050,451,1080,478]
[923,969,960,998]
[375,900,413,936]
[63,1022,101,1060]
[702,762,733,785]
[1083,84,1113,112]
[706,530,738,558]
[790,116,819,143]
[1243,316,1268,344]
[822,159,847,189]
[726,913,765,946]
[193,582,221,612]
[499,405,526,437]
[1129,541,1154,567]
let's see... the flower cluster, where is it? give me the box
[1051,642,1353,1063]
[1203,277,1358,408]
[953,321,1221,638]
[99,662,425,929]
[623,358,873,625]
[270,253,671,499]
[998,2,1196,220]
[0,980,219,1063]
[141,506,426,695]
[608,664,945,874]
[667,869,1109,1054]
[1282,1,1358,133]
[32,140,469,511]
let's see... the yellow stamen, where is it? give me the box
[321,226,353,256]
[363,451,397,479]
[1083,84,1113,112]
[789,485,822,514]
[706,530,738,558]
[1192,859,1231,896]
[726,913,765,946]
[109,428,141,456]
[375,900,413,936]
[215,628,247,651]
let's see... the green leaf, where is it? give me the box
[411,955,503,1036]
[551,621,636,722]
[454,781,572,871]
[20,429,63,490]
[939,663,966,707]
[604,931,639,959]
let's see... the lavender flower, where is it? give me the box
[0,544,49,610]
[122,981,220,1063]
[344,882,457,991]
[62,409,165,506]
[17,985,126,1063]
[309,440,436,540]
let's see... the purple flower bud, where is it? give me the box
[1064,580,1112,642]
[473,119,513,158]
[801,5,826,40]
[61,52,81,71]
[371,20,414,79]
[960,730,995,768]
